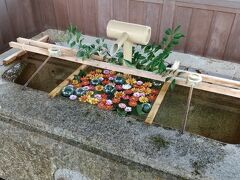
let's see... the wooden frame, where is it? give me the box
[7,38,240,124]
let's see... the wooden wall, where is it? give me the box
[1,0,240,63]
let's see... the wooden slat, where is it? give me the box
[48,65,88,98]
[144,81,171,124]
[3,35,49,65]
[185,9,214,56]
[129,0,145,25]
[9,40,240,99]
[112,0,129,22]
[53,0,69,30]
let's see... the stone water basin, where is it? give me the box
[3,52,240,144]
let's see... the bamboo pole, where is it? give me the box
[3,35,49,65]
[9,40,240,99]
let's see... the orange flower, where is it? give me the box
[102,79,109,85]
[105,105,113,110]
[112,98,121,104]
[114,91,124,99]
[74,83,82,88]
[110,71,116,75]
[81,80,89,86]
[149,95,157,103]
[71,80,79,85]
[130,96,139,102]
[128,100,137,107]
[124,89,133,95]
[143,87,152,95]
[98,102,105,109]
[79,95,88,103]
[95,85,104,91]
[86,91,94,96]
[151,89,160,95]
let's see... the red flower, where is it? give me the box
[124,89,133,95]
[98,102,105,109]
[130,96,139,102]
[81,80,89,86]
[81,77,88,81]
[105,105,113,110]
[102,79,109,85]
[112,98,121,104]
[148,95,157,102]
[151,89,160,95]
[128,100,137,107]
[122,95,130,100]
[101,94,108,99]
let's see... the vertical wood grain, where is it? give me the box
[173,6,192,52]
[224,14,240,63]
[113,0,129,22]
[185,9,214,56]
[53,0,69,30]
[205,12,235,59]
[68,0,84,31]
[82,0,98,36]
[97,0,113,37]
[129,0,145,24]
[159,0,176,41]
[145,3,163,43]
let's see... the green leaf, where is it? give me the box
[165,28,172,35]
[136,104,146,116]
[174,33,184,39]
[77,50,85,58]
[96,39,100,44]
[124,59,135,68]
[70,41,76,48]
[174,25,181,33]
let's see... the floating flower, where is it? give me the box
[102,79,109,85]
[110,71,116,75]
[118,103,126,109]
[124,89,133,95]
[69,95,77,100]
[123,74,132,79]
[139,93,146,97]
[143,82,152,87]
[86,91,94,96]
[101,93,108,99]
[108,76,114,81]
[82,86,90,91]
[88,98,99,105]
[91,79,101,86]
[133,92,141,98]
[136,80,143,85]
[122,95,130,100]
[139,96,149,103]
[94,94,102,100]
[114,76,125,85]
[106,99,113,105]
[99,77,104,81]
[95,85,104,92]
[126,78,136,85]
[125,107,132,112]
[96,69,102,73]
[114,91,124,99]
[151,89,160,95]
[103,69,110,74]
[71,80,79,85]
[98,102,105,109]
[80,77,88,81]
[122,84,132,90]
[88,85,95,91]
[79,95,88,102]
[105,105,113,110]
[115,85,123,91]
[112,98,121,104]
[128,100,137,107]
[81,80,89,86]
[143,87,152,95]
[148,95,157,103]
[130,96,139,102]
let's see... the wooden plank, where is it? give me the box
[224,14,240,63]
[67,0,84,32]
[129,0,145,24]
[97,0,113,37]
[204,12,235,59]
[53,0,69,30]
[173,6,192,52]
[9,40,240,99]
[185,9,214,56]
[112,0,129,22]
[48,65,88,98]
[145,2,163,43]
[144,81,171,124]
[159,0,176,41]
[3,35,49,65]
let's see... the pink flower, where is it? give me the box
[106,99,113,105]
[118,103,126,109]
[88,85,95,91]
[133,92,141,97]
[109,77,114,81]
[125,107,132,112]
[115,85,123,90]
[137,81,143,85]
[122,95,130,100]
[139,93,145,97]
[94,94,102,100]
[103,69,110,74]
[69,95,77,100]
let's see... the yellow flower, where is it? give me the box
[86,91,94,96]
[114,91,124,98]
[96,69,102,73]
[143,82,152,87]
[139,96,149,103]
[95,85,104,91]
[126,78,137,85]
[87,98,99,105]
[72,80,79,85]
[143,87,152,95]
[123,74,132,79]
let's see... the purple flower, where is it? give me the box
[106,99,113,105]
[88,85,95,91]
[103,69,110,74]
[137,81,143,85]
[122,84,132,90]
[133,92,141,97]
[69,95,77,100]
[125,107,132,112]
[118,103,126,109]
[109,77,114,81]
[99,77,104,81]
[139,93,145,97]
[94,94,102,100]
